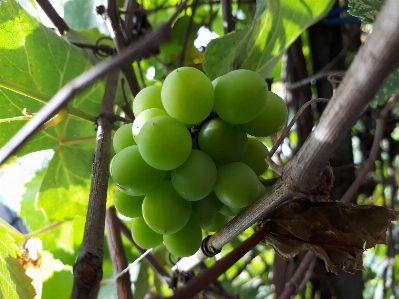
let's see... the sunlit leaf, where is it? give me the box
[203,0,334,80]
[369,68,399,108]
[348,0,385,23]
[0,223,36,299]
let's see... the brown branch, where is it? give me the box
[277,251,317,299]
[35,0,69,34]
[153,227,271,299]
[105,207,133,299]
[71,71,119,299]
[221,0,234,34]
[179,0,200,67]
[340,95,396,203]
[116,216,172,285]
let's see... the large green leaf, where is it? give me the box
[203,0,334,80]
[0,223,36,299]
[0,0,106,220]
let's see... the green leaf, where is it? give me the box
[369,67,399,108]
[203,0,334,80]
[348,0,385,23]
[42,269,73,299]
[0,223,36,299]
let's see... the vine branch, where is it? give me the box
[35,0,69,34]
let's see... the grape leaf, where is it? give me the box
[203,0,335,80]
[260,198,399,274]
[348,0,385,23]
[41,269,73,299]
[369,68,399,108]
[0,223,36,299]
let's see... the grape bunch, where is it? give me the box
[110,67,288,257]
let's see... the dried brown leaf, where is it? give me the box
[260,198,398,273]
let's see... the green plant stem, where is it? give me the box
[0,77,97,124]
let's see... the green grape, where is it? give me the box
[238,138,269,176]
[243,92,288,137]
[203,213,230,232]
[211,77,221,89]
[132,108,169,143]
[131,217,163,249]
[171,149,217,201]
[214,69,268,124]
[214,162,260,208]
[162,67,214,124]
[256,180,267,197]
[219,204,237,216]
[110,145,165,196]
[113,123,136,153]
[133,86,164,117]
[198,118,247,165]
[192,211,215,229]
[163,217,202,257]
[191,191,223,215]
[143,180,192,234]
[138,116,192,170]
[114,190,143,218]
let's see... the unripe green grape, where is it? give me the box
[138,116,192,170]
[198,118,247,165]
[132,108,169,143]
[163,217,202,257]
[192,211,215,229]
[203,213,230,232]
[131,217,163,249]
[114,190,143,218]
[191,191,223,215]
[133,86,164,117]
[171,150,217,201]
[143,180,192,234]
[214,162,260,208]
[113,123,136,153]
[110,145,165,196]
[214,69,268,124]
[162,67,214,125]
[219,204,237,216]
[243,92,288,137]
[238,138,269,176]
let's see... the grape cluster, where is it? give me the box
[111,67,288,257]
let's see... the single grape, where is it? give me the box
[163,217,202,257]
[191,191,223,215]
[114,190,144,218]
[243,92,288,137]
[171,149,217,201]
[203,213,230,232]
[214,69,268,124]
[238,138,269,176]
[110,145,165,196]
[214,162,260,208]
[219,204,236,216]
[133,86,164,117]
[192,211,215,230]
[162,67,214,124]
[143,180,192,234]
[138,116,192,170]
[131,217,163,249]
[198,118,247,165]
[113,123,136,153]
[132,108,169,143]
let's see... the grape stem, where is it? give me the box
[266,97,330,175]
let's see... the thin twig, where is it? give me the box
[105,207,133,299]
[266,98,330,175]
[117,216,172,285]
[179,0,200,67]
[0,4,187,165]
[220,0,234,34]
[277,251,317,299]
[35,0,69,34]
[340,95,397,203]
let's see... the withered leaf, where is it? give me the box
[259,198,399,274]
